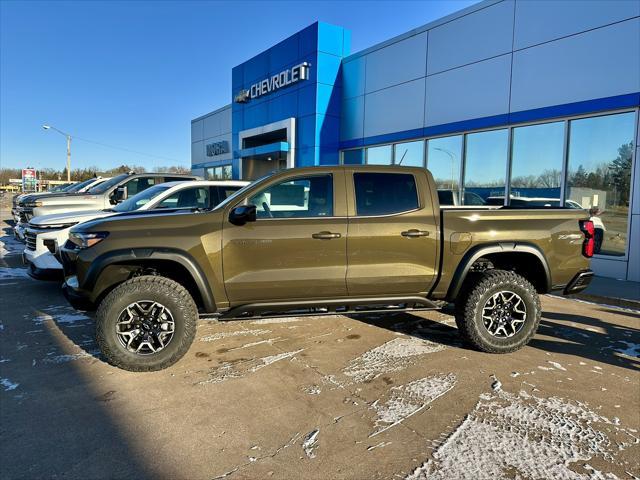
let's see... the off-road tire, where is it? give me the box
[455,269,541,353]
[96,275,197,372]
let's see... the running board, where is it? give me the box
[200,296,439,321]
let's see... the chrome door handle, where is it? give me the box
[312,231,342,240]
[401,229,429,238]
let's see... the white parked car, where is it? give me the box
[23,180,248,280]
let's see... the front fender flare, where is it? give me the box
[85,247,216,312]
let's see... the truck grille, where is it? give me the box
[25,230,37,251]
[19,208,33,223]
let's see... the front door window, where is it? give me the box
[248,175,333,219]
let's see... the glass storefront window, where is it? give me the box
[394,140,424,167]
[463,129,508,205]
[427,135,462,205]
[566,112,635,256]
[206,165,232,180]
[509,121,564,207]
[367,145,392,165]
[342,149,364,165]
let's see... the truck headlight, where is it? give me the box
[26,200,43,208]
[68,232,109,249]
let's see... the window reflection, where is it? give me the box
[463,129,508,205]
[427,135,462,205]
[394,140,424,167]
[367,145,392,165]
[206,165,232,180]
[343,149,364,165]
[566,112,635,256]
[510,122,564,207]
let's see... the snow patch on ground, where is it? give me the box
[302,429,319,458]
[343,337,446,383]
[371,374,457,437]
[547,361,567,371]
[0,267,30,280]
[0,236,24,257]
[32,306,91,326]
[199,329,271,342]
[250,317,307,325]
[609,341,640,358]
[43,351,98,364]
[1,378,19,391]
[199,349,303,385]
[406,388,638,480]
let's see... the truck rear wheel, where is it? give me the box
[96,275,197,372]
[455,269,541,353]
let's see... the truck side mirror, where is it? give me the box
[111,185,128,204]
[229,204,256,226]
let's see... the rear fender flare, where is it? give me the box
[446,242,551,301]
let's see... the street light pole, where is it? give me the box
[66,135,71,182]
[42,124,72,182]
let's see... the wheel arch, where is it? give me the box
[86,248,217,313]
[446,242,551,301]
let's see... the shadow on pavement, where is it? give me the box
[0,220,157,479]
[532,311,640,372]
[347,309,464,349]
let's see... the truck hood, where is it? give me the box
[29,209,114,227]
[20,192,98,206]
[73,208,202,233]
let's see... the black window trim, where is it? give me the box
[352,171,422,218]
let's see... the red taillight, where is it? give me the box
[579,220,595,258]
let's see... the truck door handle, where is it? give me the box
[312,231,342,240]
[401,229,429,238]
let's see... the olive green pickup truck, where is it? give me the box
[60,165,594,371]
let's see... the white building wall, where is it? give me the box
[191,105,233,173]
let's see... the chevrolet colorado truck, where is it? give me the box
[24,180,248,280]
[60,165,594,372]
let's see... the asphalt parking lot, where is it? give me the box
[1,204,639,480]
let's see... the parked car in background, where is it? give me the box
[486,197,586,209]
[59,165,594,372]
[24,180,248,279]
[16,172,200,227]
[12,177,111,239]
[437,189,486,206]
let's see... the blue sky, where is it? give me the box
[0,0,478,172]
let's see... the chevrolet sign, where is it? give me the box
[235,62,310,103]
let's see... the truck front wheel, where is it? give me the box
[455,270,541,353]
[96,275,197,371]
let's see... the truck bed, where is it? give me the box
[430,207,590,299]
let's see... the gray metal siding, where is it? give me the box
[425,54,511,126]
[427,0,514,75]
[510,18,640,112]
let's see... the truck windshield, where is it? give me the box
[66,178,99,193]
[112,184,171,212]
[87,174,129,195]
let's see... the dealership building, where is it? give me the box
[191,0,640,282]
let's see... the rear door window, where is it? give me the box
[211,185,244,207]
[354,172,419,216]
[156,187,210,209]
[125,176,157,196]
